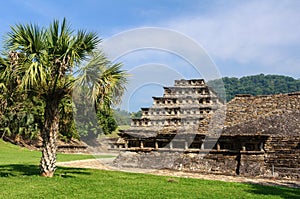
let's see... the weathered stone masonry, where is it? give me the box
[114,79,300,179]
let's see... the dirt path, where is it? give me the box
[57,158,300,189]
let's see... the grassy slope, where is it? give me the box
[0,140,299,199]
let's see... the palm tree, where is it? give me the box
[3,19,127,177]
[72,52,127,143]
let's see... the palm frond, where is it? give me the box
[70,30,100,63]
[47,18,73,55]
[0,56,9,69]
[19,59,48,90]
[97,62,128,105]
[6,23,45,55]
[74,52,127,107]
[0,83,7,93]
[0,56,9,78]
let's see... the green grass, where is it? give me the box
[0,139,94,165]
[0,139,299,199]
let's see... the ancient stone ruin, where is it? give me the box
[113,79,300,179]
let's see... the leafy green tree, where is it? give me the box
[131,110,142,119]
[59,96,78,141]
[97,108,118,135]
[2,19,127,177]
[113,108,131,126]
[0,58,43,141]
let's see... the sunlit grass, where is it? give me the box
[0,139,299,199]
[0,139,94,165]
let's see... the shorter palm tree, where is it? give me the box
[73,52,127,143]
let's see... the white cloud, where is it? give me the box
[164,0,300,77]
[101,27,223,80]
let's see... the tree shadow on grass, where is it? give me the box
[244,183,300,199]
[0,164,92,178]
[56,166,93,178]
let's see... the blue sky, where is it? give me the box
[1,0,300,111]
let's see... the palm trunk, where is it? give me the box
[40,99,59,177]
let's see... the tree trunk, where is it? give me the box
[40,99,59,177]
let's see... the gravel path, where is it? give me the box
[57,158,300,189]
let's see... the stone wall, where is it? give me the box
[173,153,238,175]
[114,151,264,176]
[56,145,88,154]
[113,140,299,179]
[239,153,265,176]
[264,136,300,179]
[113,151,180,169]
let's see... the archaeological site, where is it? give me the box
[112,79,300,179]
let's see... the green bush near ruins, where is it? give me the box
[0,140,299,199]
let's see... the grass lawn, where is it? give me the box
[0,139,95,165]
[0,139,299,199]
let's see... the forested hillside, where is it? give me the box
[208,74,300,102]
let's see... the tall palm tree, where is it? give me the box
[3,19,126,177]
